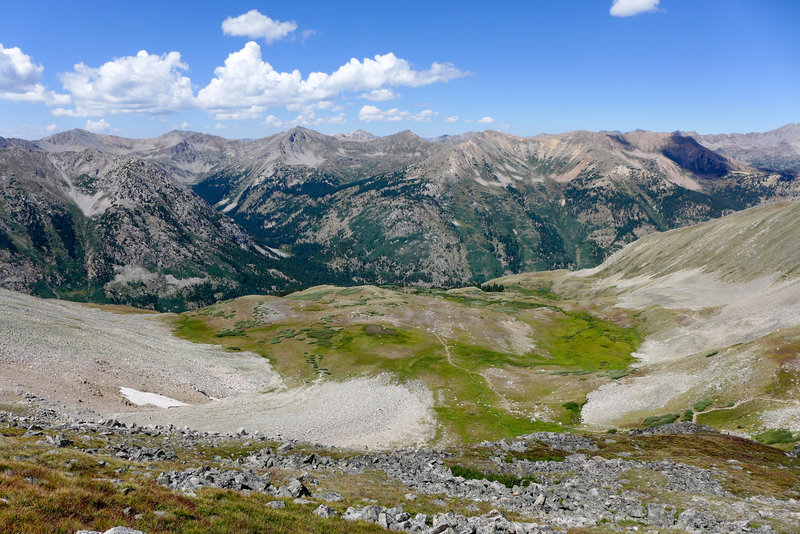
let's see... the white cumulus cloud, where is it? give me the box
[0,43,42,92]
[444,115,459,123]
[263,115,284,129]
[54,50,195,117]
[610,0,660,17]
[358,105,438,123]
[478,116,494,124]
[85,118,110,132]
[222,10,297,44]
[359,88,400,101]
[0,43,69,104]
[197,42,467,118]
[262,110,346,129]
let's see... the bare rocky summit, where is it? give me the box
[691,123,800,172]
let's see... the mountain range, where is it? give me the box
[0,123,798,309]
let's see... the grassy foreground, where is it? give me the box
[2,412,800,533]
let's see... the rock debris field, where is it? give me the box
[3,409,800,533]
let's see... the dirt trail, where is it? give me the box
[425,318,515,418]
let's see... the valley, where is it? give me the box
[3,198,800,448]
[2,127,800,533]
[4,195,800,532]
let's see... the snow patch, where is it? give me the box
[120,387,189,408]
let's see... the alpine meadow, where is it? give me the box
[1,2,800,533]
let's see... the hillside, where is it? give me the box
[502,200,800,435]
[692,123,800,172]
[0,143,292,310]
[192,127,797,286]
[3,126,797,298]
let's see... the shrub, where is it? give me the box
[755,428,798,445]
[215,328,245,337]
[480,283,505,293]
[641,413,680,428]
[693,398,712,412]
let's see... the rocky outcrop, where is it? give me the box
[2,408,793,533]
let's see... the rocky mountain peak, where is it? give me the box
[39,129,110,152]
[334,129,377,142]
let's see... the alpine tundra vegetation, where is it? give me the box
[1,1,800,532]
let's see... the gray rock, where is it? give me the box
[630,422,719,435]
[313,504,338,518]
[287,478,311,498]
[646,502,676,526]
[317,491,344,502]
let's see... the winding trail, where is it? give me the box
[692,395,794,423]
[427,322,516,418]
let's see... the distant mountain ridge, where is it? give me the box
[688,123,800,172]
[0,123,798,305]
[183,125,797,286]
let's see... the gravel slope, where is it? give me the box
[580,270,800,428]
[114,375,435,449]
[0,289,435,448]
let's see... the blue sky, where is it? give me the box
[0,0,797,139]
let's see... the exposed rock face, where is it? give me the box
[691,123,800,172]
[2,125,798,301]
[0,141,291,310]
[187,126,800,287]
